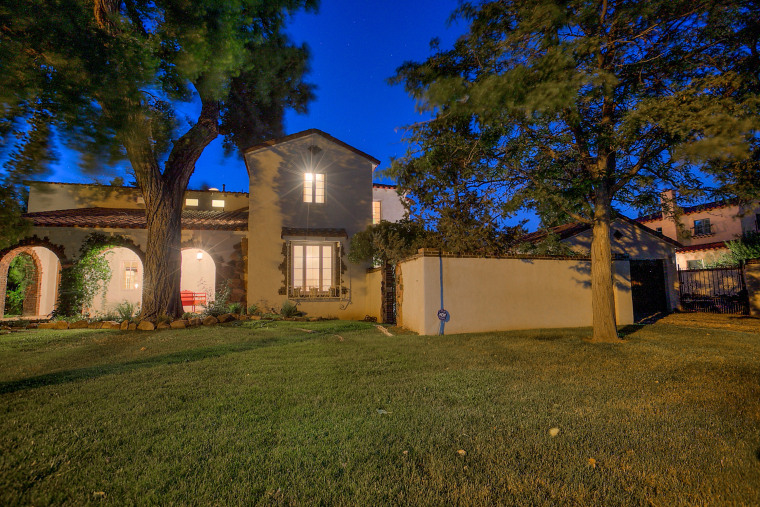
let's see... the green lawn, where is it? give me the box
[1,319,759,505]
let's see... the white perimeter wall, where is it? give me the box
[32,246,60,317]
[396,255,633,335]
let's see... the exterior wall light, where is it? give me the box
[197,251,203,260]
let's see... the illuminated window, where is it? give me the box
[372,201,382,224]
[123,261,138,290]
[185,198,199,206]
[303,173,325,203]
[290,242,337,297]
[686,259,704,270]
[211,199,225,208]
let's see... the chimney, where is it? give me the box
[660,189,676,215]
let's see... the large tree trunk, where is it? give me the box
[141,185,184,319]
[590,189,621,343]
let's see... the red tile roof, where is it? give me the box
[676,241,728,253]
[23,207,248,231]
[372,183,397,189]
[244,129,380,165]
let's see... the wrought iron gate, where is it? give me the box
[381,264,396,324]
[678,265,749,314]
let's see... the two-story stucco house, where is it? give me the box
[636,190,760,269]
[0,129,405,319]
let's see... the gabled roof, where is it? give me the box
[520,215,682,248]
[25,180,249,195]
[281,227,347,238]
[23,207,248,231]
[244,128,380,165]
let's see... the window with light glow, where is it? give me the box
[123,261,138,290]
[303,173,325,203]
[372,201,381,224]
[211,199,225,208]
[185,198,199,206]
[291,242,336,296]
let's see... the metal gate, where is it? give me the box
[678,265,749,314]
[381,264,396,324]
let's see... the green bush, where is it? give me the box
[246,304,258,315]
[115,301,138,322]
[202,283,231,317]
[4,254,34,316]
[280,300,299,318]
[228,302,243,315]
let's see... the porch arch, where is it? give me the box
[180,248,217,312]
[0,242,63,318]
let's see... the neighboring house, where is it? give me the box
[636,190,760,269]
[521,215,681,319]
[0,129,405,319]
[371,183,407,224]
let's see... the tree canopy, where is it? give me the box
[392,0,760,341]
[1,0,317,317]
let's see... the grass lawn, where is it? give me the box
[1,319,759,505]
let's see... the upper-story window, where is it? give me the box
[693,218,712,236]
[185,198,199,207]
[211,199,225,208]
[303,173,325,203]
[372,201,381,224]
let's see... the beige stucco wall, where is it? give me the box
[91,247,144,316]
[27,182,248,213]
[676,247,730,270]
[561,219,678,310]
[396,255,633,336]
[244,132,375,319]
[180,248,217,301]
[364,268,383,321]
[32,246,60,317]
[372,186,407,223]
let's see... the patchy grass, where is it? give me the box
[658,311,760,333]
[0,320,759,505]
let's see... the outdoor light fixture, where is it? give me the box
[134,283,139,289]
[197,251,203,260]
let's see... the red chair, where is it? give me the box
[180,291,207,312]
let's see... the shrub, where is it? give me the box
[115,300,138,322]
[246,304,258,315]
[202,283,231,317]
[228,302,243,315]
[280,300,299,318]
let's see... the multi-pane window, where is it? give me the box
[372,201,382,224]
[303,173,325,203]
[693,218,711,236]
[291,242,336,296]
[123,261,138,290]
[211,199,225,208]
[185,198,199,207]
[686,259,704,270]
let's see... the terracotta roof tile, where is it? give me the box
[372,182,397,189]
[23,207,248,231]
[676,241,728,253]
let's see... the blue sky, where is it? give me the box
[48,0,466,193]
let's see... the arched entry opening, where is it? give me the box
[89,247,143,316]
[0,246,61,318]
[180,248,216,313]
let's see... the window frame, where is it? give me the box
[372,200,382,224]
[123,260,139,290]
[287,240,341,300]
[303,173,325,204]
[693,218,712,236]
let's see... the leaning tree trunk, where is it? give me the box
[590,190,621,343]
[141,186,184,319]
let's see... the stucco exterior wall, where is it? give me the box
[562,219,678,310]
[364,268,383,321]
[90,247,143,315]
[396,255,633,336]
[31,247,60,316]
[640,202,760,246]
[244,132,375,319]
[676,247,730,270]
[372,186,406,223]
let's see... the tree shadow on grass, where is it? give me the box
[0,333,306,395]
[618,324,646,339]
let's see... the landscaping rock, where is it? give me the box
[170,320,188,329]
[157,322,171,330]
[189,318,201,327]
[203,316,218,326]
[137,320,155,331]
[103,321,121,330]
[249,315,261,321]
[218,313,234,323]
[128,323,137,330]
[120,320,129,330]
[70,320,89,329]
[53,321,70,330]
[38,322,56,329]
[26,322,39,329]
[88,322,102,329]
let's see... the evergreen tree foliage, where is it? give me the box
[392,0,760,341]
[1,0,316,317]
[349,220,429,266]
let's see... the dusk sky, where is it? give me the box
[48,0,466,193]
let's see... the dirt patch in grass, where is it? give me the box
[658,312,760,333]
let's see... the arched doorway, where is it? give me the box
[0,246,62,318]
[180,248,216,312]
[89,247,144,316]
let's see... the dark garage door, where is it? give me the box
[630,259,668,322]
